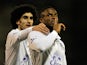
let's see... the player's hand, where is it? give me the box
[33,23,50,35]
[53,23,66,33]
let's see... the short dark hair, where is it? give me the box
[11,4,37,29]
[38,5,58,18]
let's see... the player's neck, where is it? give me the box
[46,25,53,32]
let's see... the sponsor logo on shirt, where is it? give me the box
[50,52,62,65]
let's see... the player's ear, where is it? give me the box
[16,21,20,25]
[39,18,43,23]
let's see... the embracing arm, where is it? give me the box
[6,23,49,48]
[19,23,49,41]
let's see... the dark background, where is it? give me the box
[0,0,87,65]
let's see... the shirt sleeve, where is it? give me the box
[18,27,33,41]
[28,30,58,51]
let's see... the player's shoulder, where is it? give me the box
[29,31,46,37]
[7,29,19,36]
